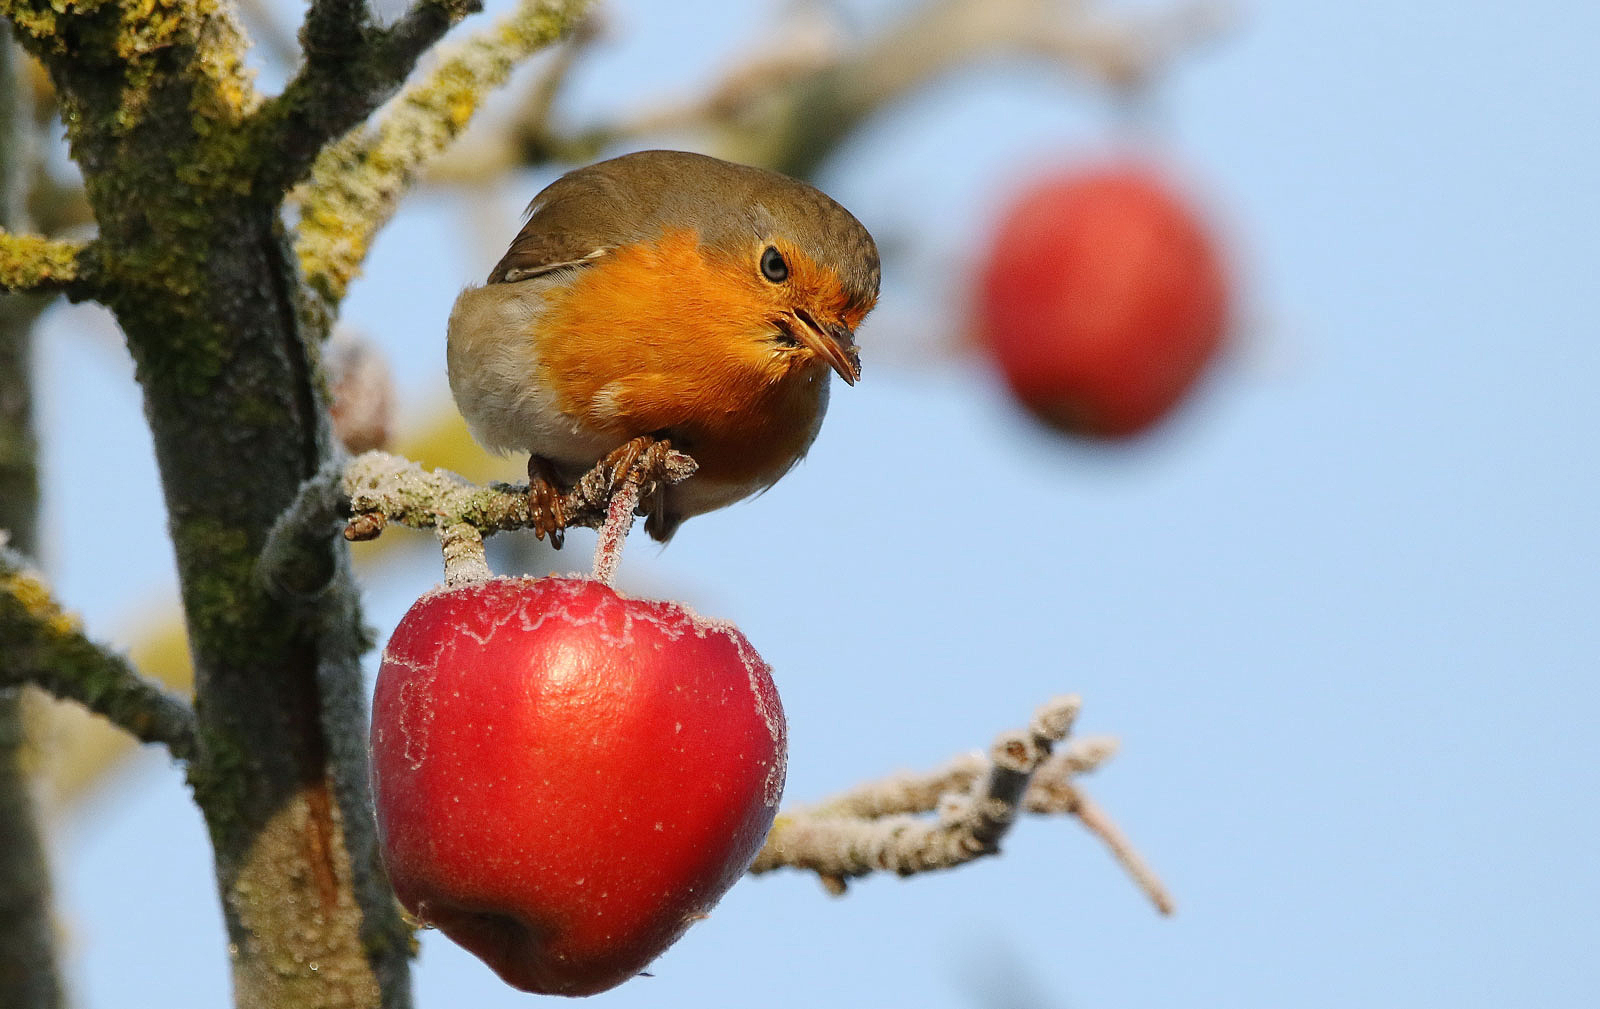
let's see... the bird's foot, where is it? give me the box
[599,436,662,490]
[526,455,569,549]
[612,436,680,538]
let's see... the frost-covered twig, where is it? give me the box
[1047,779,1175,914]
[260,448,696,591]
[749,696,1172,913]
[293,0,594,301]
[804,735,1120,821]
[591,459,644,586]
[0,548,196,760]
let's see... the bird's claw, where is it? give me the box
[526,456,568,549]
[601,436,676,541]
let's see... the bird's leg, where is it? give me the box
[526,454,569,549]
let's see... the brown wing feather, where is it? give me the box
[484,161,642,284]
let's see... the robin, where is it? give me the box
[447,149,880,544]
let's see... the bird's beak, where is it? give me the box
[793,311,862,386]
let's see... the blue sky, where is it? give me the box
[31,0,1600,1006]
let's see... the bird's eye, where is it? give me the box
[760,246,789,283]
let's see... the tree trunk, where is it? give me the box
[2,1,412,1004]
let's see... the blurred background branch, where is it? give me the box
[0,548,197,758]
[294,0,597,302]
[428,0,1224,185]
[0,23,63,1009]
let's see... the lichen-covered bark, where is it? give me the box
[0,0,411,1004]
[0,24,63,1009]
[0,555,198,755]
[0,231,85,293]
[0,694,60,1009]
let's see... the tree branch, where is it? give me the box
[0,27,61,1006]
[255,0,482,195]
[1044,780,1175,915]
[422,11,603,184]
[0,693,59,1009]
[260,0,597,198]
[0,230,93,298]
[798,735,1120,822]
[293,0,595,302]
[7,0,425,1000]
[302,0,372,63]
[0,546,197,760]
[432,0,1225,184]
[259,447,695,595]
[0,27,63,1007]
[749,696,1173,913]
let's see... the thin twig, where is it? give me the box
[1055,782,1176,915]
[807,734,1120,821]
[0,548,197,760]
[749,696,1170,913]
[750,697,1079,885]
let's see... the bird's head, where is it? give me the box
[689,159,880,387]
[503,150,881,390]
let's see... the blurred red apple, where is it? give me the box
[977,164,1229,438]
[370,576,787,996]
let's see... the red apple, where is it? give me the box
[370,576,787,996]
[977,163,1229,438]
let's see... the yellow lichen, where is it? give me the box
[0,231,83,292]
[0,569,82,640]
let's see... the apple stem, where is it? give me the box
[439,522,491,585]
[592,471,643,585]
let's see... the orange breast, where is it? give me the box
[532,229,829,490]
